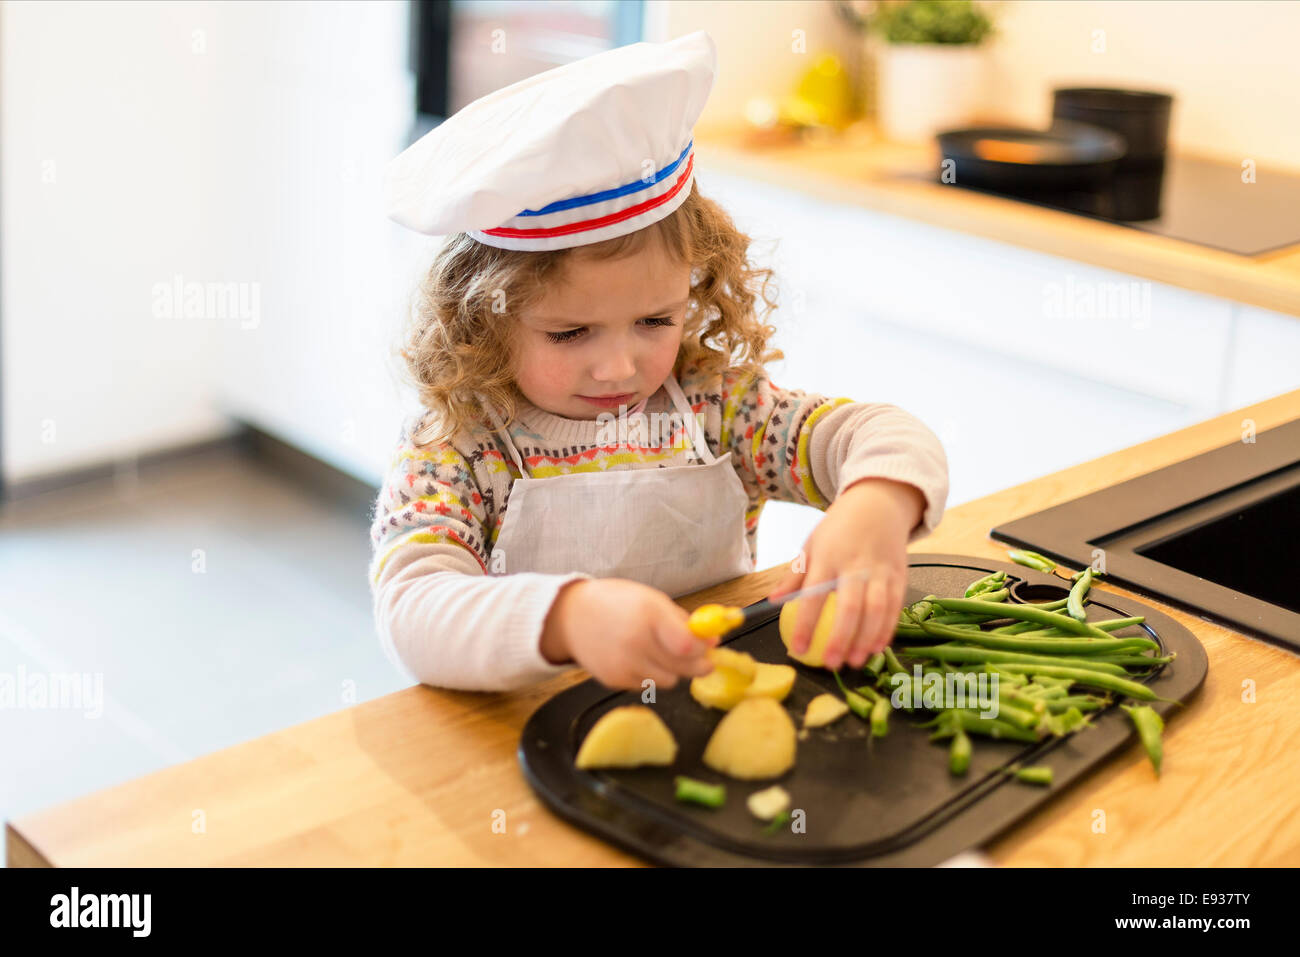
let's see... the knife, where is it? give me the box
[687,567,872,640]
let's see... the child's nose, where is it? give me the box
[591,351,637,383]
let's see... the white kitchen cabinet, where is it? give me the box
[697,167,1286,570]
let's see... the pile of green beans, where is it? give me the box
[862,563,1176,784]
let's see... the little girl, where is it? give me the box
[370,31,948,692]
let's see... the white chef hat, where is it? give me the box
[383,30,717,252]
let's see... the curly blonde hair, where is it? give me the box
[398,180,784,448]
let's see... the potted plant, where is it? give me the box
[837,0,996,142]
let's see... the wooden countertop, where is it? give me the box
[8,386,1300,867]
[693,123,1300,318]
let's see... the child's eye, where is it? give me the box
[544,316,673,344]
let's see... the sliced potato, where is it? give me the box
[803,693,850,728]
[707,647,758,679]
[702,697,797,780]
[742,662,797,702]
[746,784,792,821]
[779,592,840,668]
[689,647,759,710]
[574,705,677,770]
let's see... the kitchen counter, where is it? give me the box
[693,124,1300,319]
[8,385,1300,867]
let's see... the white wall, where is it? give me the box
[662,0,1300,173]
[1,0,423,487]
[2,1,234,480]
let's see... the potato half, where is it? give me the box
[574,705,678,770]
[778,592,840,668]
[742,662,797,702]
[690,647,760,710]
[702,697,797,780]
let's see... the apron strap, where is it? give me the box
[663,375,717,465]
[481,399,528,476]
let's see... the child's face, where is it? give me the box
[513,236,691,420]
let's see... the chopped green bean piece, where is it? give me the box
[674,776,726,809]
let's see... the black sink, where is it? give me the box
[991,418,1300,653]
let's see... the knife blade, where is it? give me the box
[737,566,872,629]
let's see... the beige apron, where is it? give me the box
[487,375,754,597]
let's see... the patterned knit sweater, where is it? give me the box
[368,360,949,691]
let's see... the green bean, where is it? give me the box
[1067,567,1093,621]
[882,646,908,676]
[870,696,890,737]
[964,571,1006,597]
[991,620,1050,635]
[925,708,1040,743]
[1041,705,1092,736]
[864,652,886,676]
[923,667,1046,715]
[969,587,1009,603]
[1027,674,1075,689]
[949,726,972,775]
[1086,653,1175,667]
[911,618,1157,655]
[929,612,1000,625]
[1013,766,1053,786]
[675,776,726,808]
[1007,549,1057,573]
[1121,704,1165,776]
[1046,695,1110,714]
[1013,617,1149,640]
[1097,615,1145,631]
[901,644,1131,676]
[988,663,1166,701]
[833,670,874,720]
[931,597,1113,639]
[762,809,792,835]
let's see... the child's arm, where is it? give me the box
[368,424,589,691]
[716,367,949,540]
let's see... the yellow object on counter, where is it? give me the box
[574,705,678,770]
[778,592,841,669]
[687,603,746,640]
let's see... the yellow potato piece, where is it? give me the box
[687,603,746,639]
[803,693,850,728]
[742,662,797,702]
[746,784,792,821]
[779,591,840,668]
[574,705,677,770]
[690,647,760,711]
[707,647,758,679]
[702,697,797,780]
[690,666,752,711]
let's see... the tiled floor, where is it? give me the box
[1,327,1206,864]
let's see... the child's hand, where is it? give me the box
[768,478,926,671]
[542,579,715,691]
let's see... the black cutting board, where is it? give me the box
[517,554,1208,866]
